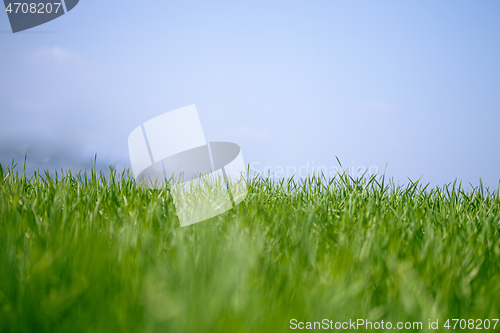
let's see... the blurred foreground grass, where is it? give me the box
[1,164,500,332]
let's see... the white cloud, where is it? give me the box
[25,46,98,79]
[27,45,84,65]
[353,100,399,115]
[11,100,41,111]
[226,127,271,141]
[76,130,109,145]
[0,129,126,175]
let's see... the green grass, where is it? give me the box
[1,163,500,332]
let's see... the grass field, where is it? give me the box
[1,163,500,332]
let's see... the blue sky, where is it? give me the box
[1,0,499,188]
